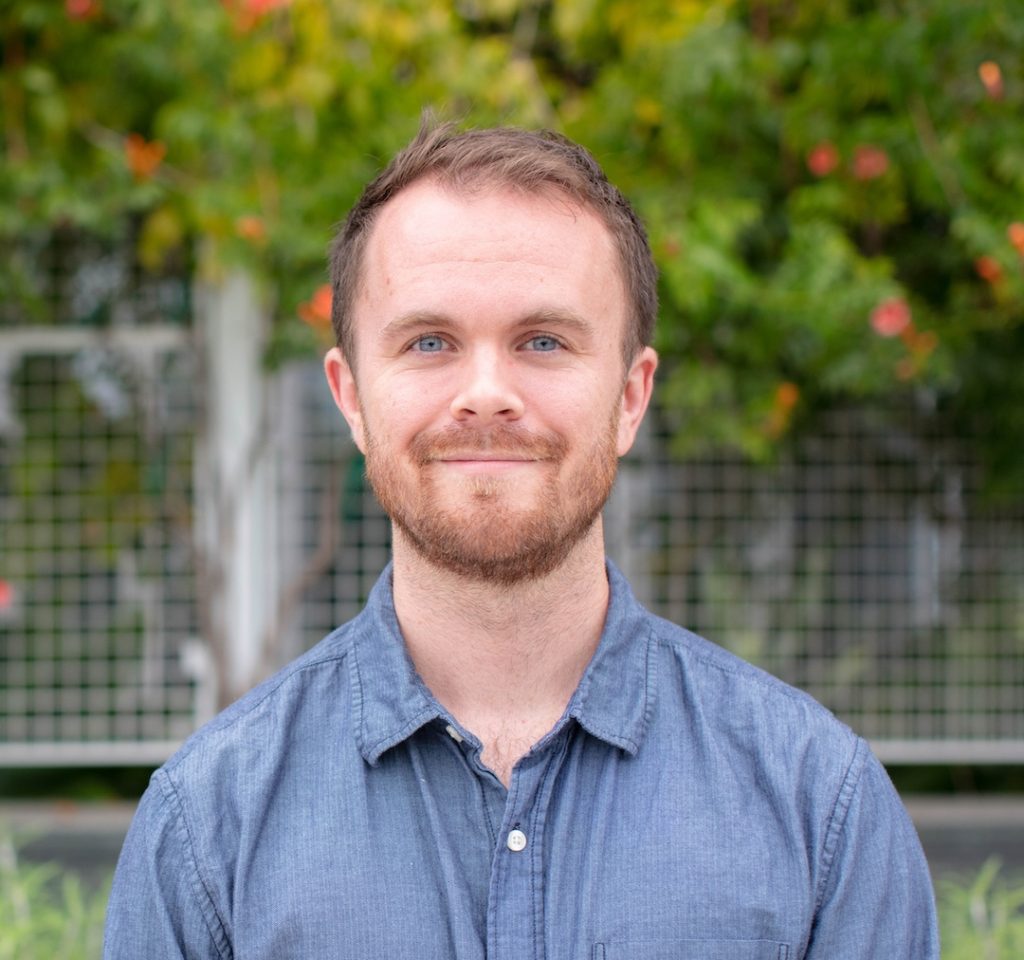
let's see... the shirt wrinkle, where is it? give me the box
[104,560,939,960]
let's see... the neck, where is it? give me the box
[391,523,610,784]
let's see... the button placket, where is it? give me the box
[487,769,539,958]
[486,731,571,960]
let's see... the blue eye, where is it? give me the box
[412,335,446,353]
[525,335,561,352]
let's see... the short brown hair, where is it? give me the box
[329,120,658,366]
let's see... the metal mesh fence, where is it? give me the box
[0,339,201,764]
[0,237,200,764]
[271,364,392,666]
[275,362,1024,761]
[2,333,1022,765]
[630,406,1024,758]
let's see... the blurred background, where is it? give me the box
[1,0,1023,953]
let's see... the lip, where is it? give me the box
[433,456,542,474]
[439,455,537,461]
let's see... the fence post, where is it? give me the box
[193,271,279,708]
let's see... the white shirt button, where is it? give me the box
[506,829,527,852]
[444,723,463,743]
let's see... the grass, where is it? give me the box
[2,835,1023,958]
[0,835,108,960]
[939,858,1024,959]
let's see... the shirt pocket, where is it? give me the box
[594,940,788,960]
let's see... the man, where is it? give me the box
[105,123,939,958]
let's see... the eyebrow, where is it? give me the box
[520,308,596,337]
[379,308,596,341]
[379,311,454,342]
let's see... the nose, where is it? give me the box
[448,348,525,424]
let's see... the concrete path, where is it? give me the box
[905,796,1024,880]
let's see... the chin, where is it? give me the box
[395,504,601,586]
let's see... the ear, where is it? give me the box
[324,347,367,453]
[616,346,658,456]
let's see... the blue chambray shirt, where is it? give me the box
[104,562,938,959]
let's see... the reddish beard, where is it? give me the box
[406,423,567,465]
[364,420,620,585]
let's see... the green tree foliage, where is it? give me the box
[2,0,1022,488]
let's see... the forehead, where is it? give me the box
[353,179,626,336]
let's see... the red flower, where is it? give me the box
[806,142,839,177]
[0,580,12,611]
[870,297,912,338]
[298,284,333,329]
[222,0,292,30]
[248,0,292,11]
[978,61,1004,100]
[66,0,100,19]
[852,145,889,181]
[125,134,166,180]
[974,256,1003,284]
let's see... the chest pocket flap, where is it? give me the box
[595,940,788,960]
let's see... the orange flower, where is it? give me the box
[908,329,938,358]
[774,381,800,411]
[870,297,912,338]
[974,256,1003,284]
[978,61,1004,100]
[852,145,889,181]
[892,326,938,380]
[298,284,333,329]
[1007,222,1024,257]
[125,133,166,180]
[895,357,917,381]
[806,141,839,177]
[766,381,800,437]
[235,215,267,244]
[661,236,682,258]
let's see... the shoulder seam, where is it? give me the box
[649,620,824,712]
[813,735,868,913]
[153,768,234,960]
[165,639,356,771]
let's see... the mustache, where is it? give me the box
[410,424,568,465]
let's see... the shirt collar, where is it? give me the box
[352,560,655,765]
[565,560,654,756]
[351,566,444,765]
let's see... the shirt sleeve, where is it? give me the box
[103,772,230,960]
[804,739,939,959]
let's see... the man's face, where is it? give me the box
[325,179,656,584]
